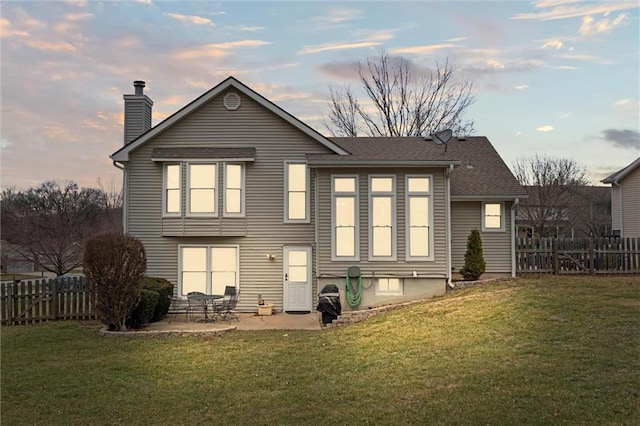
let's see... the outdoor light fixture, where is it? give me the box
[267,254,276,261]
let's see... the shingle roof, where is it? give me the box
[151,147,256,161]
[307,136,526,198]
[602,157,640,184]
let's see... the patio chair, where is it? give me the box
[187,292,208,322]
[213,286,240,322]
[168,296,191,323]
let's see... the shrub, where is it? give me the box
[127,289,160,329]
[460,229,486,281]
[141,276,174,322]
[84,232,147,331]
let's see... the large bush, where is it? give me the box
[84,232,147,331]
[141,276,173,322]
[127,289,159,329]
[460,229,486,281]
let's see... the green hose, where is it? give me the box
[345,274,362,308]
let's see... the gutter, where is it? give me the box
[511,198,520,277]
[111,160,128,234]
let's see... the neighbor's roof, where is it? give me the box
[602,157,640,184]
[307,136,526,199]
[111,76,348,162]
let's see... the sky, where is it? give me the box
[1,0,639,190]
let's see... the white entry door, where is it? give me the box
[283,246,312,312]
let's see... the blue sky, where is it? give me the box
[1,0,638,189]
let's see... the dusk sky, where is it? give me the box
[1,0,638,190]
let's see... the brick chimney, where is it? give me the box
[123,80,153,145]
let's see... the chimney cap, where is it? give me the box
[133,80,145,95]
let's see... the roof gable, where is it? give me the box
[111,76,348,162]
[602,157,640,184]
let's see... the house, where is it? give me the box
[110,77,526,313]
[602,157,640,238]
[515,185,611,238]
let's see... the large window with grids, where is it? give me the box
[369,176,396,260]
[179,245,238,296]
[332,175,359,261]
[406,175,433,260]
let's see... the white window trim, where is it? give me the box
[368,175,396,261]
[162,162,181,217]
[223,162,245,217]
[405,174,434,262]
[186,162,218,218]
[178,244,239,297]
[482,201,505,232]
[375,277,403,296]
[331,174,360,262]
[284,161,310,224]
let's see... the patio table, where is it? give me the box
[188,293,223,322]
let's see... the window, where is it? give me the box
[332,176,359,260]
[285,162,309,222]
[188,163,216,215]
[224,163,244,216]
[376,278,402,295]
[164,163,181,215]
[179,245,238,296]
[369,176,396,260]
[406,175,432,260]
[483,202,504,231]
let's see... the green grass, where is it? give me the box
[2,276,639,425]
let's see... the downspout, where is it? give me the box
[313,168,320,284]
[445,164,454,287]
[112,161,128,234]
[613,181,623,237]
[511,198,520,277]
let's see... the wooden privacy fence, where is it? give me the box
[516,237,640,274]
[0,277,96,325]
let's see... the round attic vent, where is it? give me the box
[223,92,241,111]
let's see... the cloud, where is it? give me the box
[229,25,265,32]
[0,18,29,38]
[614,98,632,107]
[390,43,458,55]
[311,8,361,25]
[175,40,270,58]
[446,36,470,43]
[166,13,214,26]
[536,125,554,132]
[579,13,627,36]
[601,129,640,149]
[487,59,505,69]
[300,30,393,54]
[541,39,565,49]
[511,1,637,20]
[514,85,529,90]
[24,39,77,52]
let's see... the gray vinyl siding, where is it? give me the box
[124,88,333,311]
[315,167,448,279]
[123,96,152,145]
[451,201,513,273]
[619,166,640,238]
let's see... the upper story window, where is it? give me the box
[332,175,359,261]
[483,202,505,232]
[164,163,181,215]
[285,162,309,223]
[406,175,433,260]
[369,176,396,260]
[188,163,216,216]
[224,163,244,216]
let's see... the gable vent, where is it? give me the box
[223,92,241,111]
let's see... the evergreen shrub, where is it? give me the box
[460,229,486,281]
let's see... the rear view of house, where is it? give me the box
[111,77,525,314]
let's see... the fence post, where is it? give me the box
[588,240,595,275]
[553,239,559,274]
[50,278,59,320]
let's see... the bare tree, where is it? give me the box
[512,155,590,238]
[1,180,122,276]
[324,50,475,137]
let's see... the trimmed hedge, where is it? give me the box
[127,289,160,329]
[141,277,173,322]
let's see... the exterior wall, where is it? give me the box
[125,88,333,312]
[318,277,445,312]
[618,167,640,238]
[611,185,621,231]
[314,167,449,309]
[123,96,152,145]
[451,201,513,274]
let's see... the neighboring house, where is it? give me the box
[602,157,640,238]
[110,77,526,313]
[516,185,611,238]
[0,240,35,274]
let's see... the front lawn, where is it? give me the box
[2,276,638,425]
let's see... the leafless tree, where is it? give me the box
[1,180,123,276]
[324,50,475,137]
[513,155,591,238]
